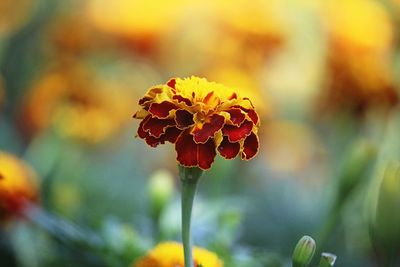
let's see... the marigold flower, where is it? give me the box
[133,242,223,267]
[133,76,260,170]
[0,151,38,220]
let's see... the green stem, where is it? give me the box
[179,166,203,267]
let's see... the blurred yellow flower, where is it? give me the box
[319,0,398,114]
[19,63,135,143]
[213,0,285,40]
[208,0,285,69]
[324,0,393,50]
[0,151,38,220]
[133,242,223,267]
[85,0,191,53]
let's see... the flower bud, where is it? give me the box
[292,235,316,267]
[318,253,337,267]
[148,169,174,218]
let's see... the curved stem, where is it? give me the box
[179,166,203,267]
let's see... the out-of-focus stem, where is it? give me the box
[21,202,104,249]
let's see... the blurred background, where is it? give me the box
[1,0,400,266]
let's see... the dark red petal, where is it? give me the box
[149,101,177,118]
[192,114,225,144]
[138,123,163,148]
[175,132,216,170]
[138,87,163,106]
[222,120,253,142]
[138,96,152,106]
[198,139,217,170]
[175,109,194,129]
[217,137,240,159]
[138,124,182,148]
[137,115,151,138]
[233,105,259,125]
[173,95,192,106]
[144,135,163,147]
[145,127,182,147]
[163,127,182,144]
[143,117,175,138]
[227,108,246,126]
[247,109,259,125]
[167,78,176,89]
[136,115,178,147]
[241,132,259,160]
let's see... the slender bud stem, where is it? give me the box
[179,166,203,267]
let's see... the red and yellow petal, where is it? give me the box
[233,105,259,125]
[137,115,151,139]
[175,109,194,129]
[138,87,163,106]
[137,115,181,146]
[244,108,259,125]
[167,78,176,89]
[137,119,162,147]
[241,132,259,160]
[222,120,253,143]
[143,117,175,138]
[175,132,216,170]
[138,125,182,148]
[192,114,225,144]
[149,101,177,119]
[173,95,192,106]
[217,137,240,159]
[226,108,246,126]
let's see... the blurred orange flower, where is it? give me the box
[46,14,99,58]
[19,64,135,143]
[133,242,223,267]
[133,76,260,170]
[214,0,285,49]
[85,0,192,54]
[319,0,398,114]
[0,151,38,220]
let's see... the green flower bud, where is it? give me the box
[148,169,175,218]
[318,253,337,267]
[292,235,316,267]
